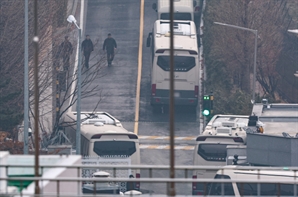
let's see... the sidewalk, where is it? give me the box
[18,0,82,150]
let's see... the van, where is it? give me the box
[208,167,298,196]
[152,0,196,21]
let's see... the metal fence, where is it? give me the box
[1,164,298,197]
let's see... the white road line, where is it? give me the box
[139,145,150,149]
[156,145,168,149]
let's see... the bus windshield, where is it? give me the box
[197,144,228,162]
[157,56,195,72]
[93,141,136,157]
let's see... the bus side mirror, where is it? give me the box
[146,33,152,47]
[152,3,157,11]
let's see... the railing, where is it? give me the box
[1,164,298,197]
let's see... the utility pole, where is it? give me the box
[214,22,258,103]
[24,0,29,154]
[169,0,176,196]
[33,0,40,194]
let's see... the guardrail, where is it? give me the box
[1,164,298,197]
[3,164,298,170]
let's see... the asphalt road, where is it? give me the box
[81,0,201,195]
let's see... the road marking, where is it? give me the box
[134,0,145,135]
[139,144,195,150]
[139,136,196,141]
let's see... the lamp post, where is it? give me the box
[214,22,258,103]
[67,15,82,155]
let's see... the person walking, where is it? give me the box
[81,35,94,69]
[59,36,73,71]
[103,33,117,66]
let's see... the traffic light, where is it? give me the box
[202,94,213,116]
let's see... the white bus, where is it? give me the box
[152,0,196,21]
[192,115,249,195]
[208,167,298,196]
[146,20,200,109]
[61,111,141,191]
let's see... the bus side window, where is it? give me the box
[237,183,297,196]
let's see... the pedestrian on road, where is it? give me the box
[59,36,73,71]
[81,35,94,69]
[103,33,117,66]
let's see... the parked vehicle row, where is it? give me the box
[61,110,295,196]
[147,0,201,111]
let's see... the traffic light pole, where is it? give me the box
[202,93,214,126]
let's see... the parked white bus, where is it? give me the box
[152,0,196,21]
[61,111,141,191]
[146,20,200,109]
[208,167,298,196]
[192,115,249,195]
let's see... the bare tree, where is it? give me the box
[24,28,108,148]
[47,37,108,146]
[0,0,27,137]
[253,0,291,99]
[0,0,51,152]
[206,0,292,99]
[0,0,108,153]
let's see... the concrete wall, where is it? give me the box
[37,155,82,196]
[11,155,81,197]
[0,152,9,193]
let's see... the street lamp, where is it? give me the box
[294,71,298,78]
[214,22,258,103]
[67,15,82,155]
[288,29,298,35]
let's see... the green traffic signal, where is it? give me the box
[202,94,213,116]
[202,109,210,116]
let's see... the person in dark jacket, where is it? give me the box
[81,35,94,69]
[59,36,73,71]
[103,33,117,66]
